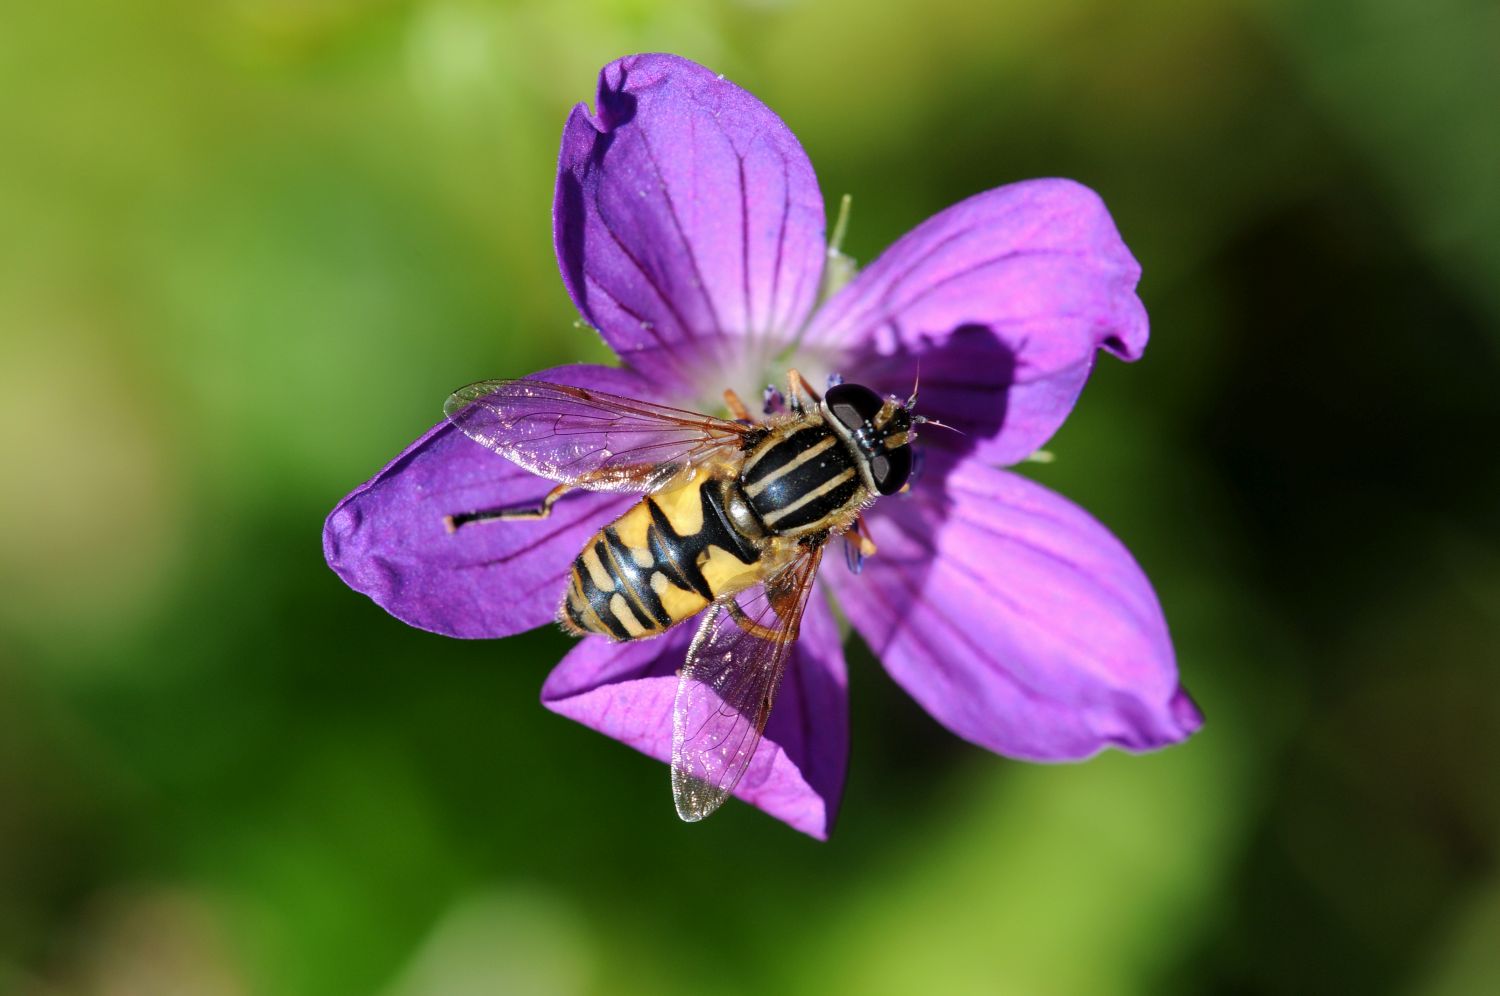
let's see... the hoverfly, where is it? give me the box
[442,370,931,823]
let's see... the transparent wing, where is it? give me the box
[444,379,752,493]
[671,543,826,822]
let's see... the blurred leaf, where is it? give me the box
[1258,0,1500,345]
[383,889,594,996]
[1412,871,1500,996]
[792,722,1252,996]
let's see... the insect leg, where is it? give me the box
[724,601,786,642]
[723,388,756,424]
[842,515,878,573]
[444,482,573,531]
[786,368,823,414]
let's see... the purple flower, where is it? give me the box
[323,53,1201,839]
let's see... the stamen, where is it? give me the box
[828,193,853,257]
[762,384,785,416]
[826,371,844,388]
[814,194,859,306]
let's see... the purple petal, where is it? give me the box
[806,179,1148,466]
[323,365,648,639]
[826,452,1199,760]
[555,53,826,396]
[542,590,847,838]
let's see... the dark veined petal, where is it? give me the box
[322,365,649,639]
[807,179,1148,466]
[541,590,847,839]
[555,53,827,395]
[826,452,1200,760]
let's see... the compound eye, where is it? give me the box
[869,446,912,496]
[824,383,883,433]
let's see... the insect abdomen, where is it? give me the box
[561,476,763,641]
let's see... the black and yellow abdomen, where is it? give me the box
[561,474,766,641]
[560,412,872,641]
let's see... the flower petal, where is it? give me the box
[554,53,827,398]
[322,365,647,639]
[826,452,1198,760]
[541,590,847,838]
[806,179,1148,466]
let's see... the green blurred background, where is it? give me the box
[3,0,1498,993]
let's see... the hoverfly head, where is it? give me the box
[822,382,919,496]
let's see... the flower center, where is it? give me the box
[679,341,846,422]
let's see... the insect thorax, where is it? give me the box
[738,417,868,538]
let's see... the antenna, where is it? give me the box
[912,415,963,436]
